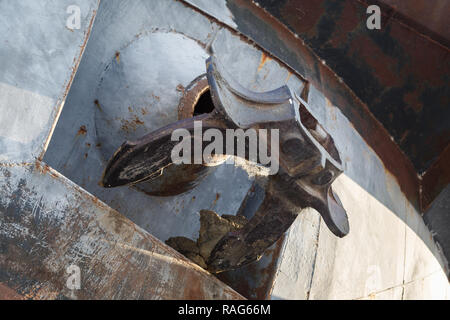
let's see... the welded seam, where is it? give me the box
[0,162,33,168]
[354,269,446,300]
[38,2,100,162]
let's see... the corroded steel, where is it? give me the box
[253,0,449,174]
[0,163,244,300]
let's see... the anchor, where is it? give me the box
[101,56,349,273]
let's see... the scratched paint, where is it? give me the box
[0,163,243,300]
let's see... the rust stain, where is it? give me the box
[115,51,120,64]
[120,116,145,133]
[77,125,87,136]
[94,99,102,111]
[178,76,209,119]
[285,71,292,82]
[182,270,205,299]
[325,98,337,121]
[348,35,402,88]
[176,84,185,93]
[332,2,360,45]
[0,283,23,300]
[257,52,272,72]
[35,161,58,179]
[211,193,221,207]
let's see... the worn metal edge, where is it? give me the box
[0,159,245,300]
[37,1,101,162]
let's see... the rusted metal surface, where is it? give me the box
[178,74,211,119]
[101,56,348,273]
[377,0,450,45]
[0,162,244,300]
[253,0,449,174]
[0,283,24,300]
